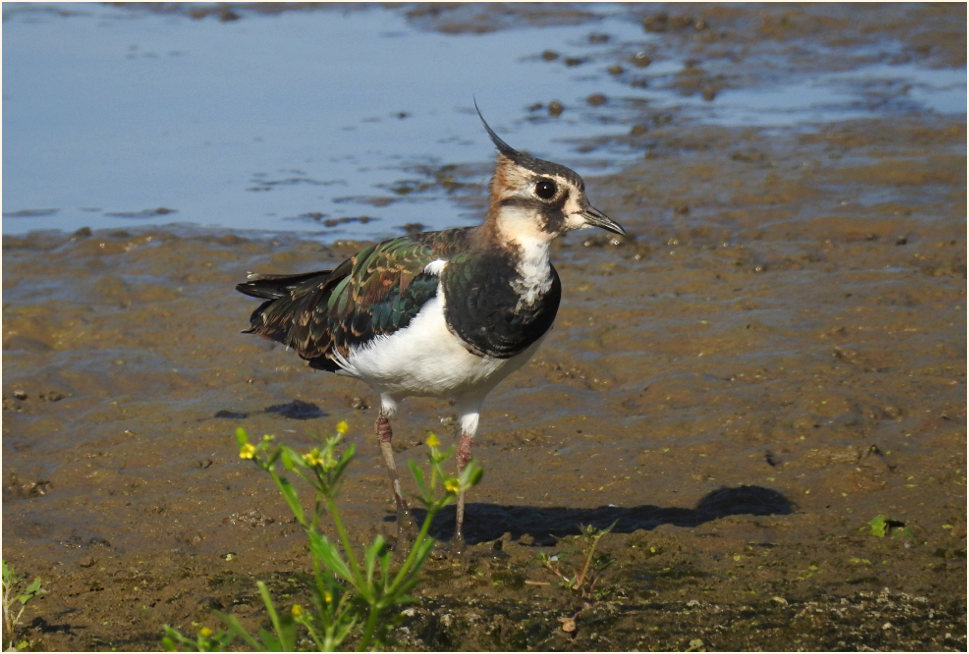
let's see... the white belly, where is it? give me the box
[333,295,543,400]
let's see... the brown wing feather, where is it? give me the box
[237,229,474,372]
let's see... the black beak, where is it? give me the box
[581,206,625,236]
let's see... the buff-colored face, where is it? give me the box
[490,153,623,243]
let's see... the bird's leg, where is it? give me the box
[452,429,473,553]
[375,412,414,539]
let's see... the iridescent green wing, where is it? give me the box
[324,235,448,351]
[241,228,474,370]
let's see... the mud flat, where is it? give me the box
[2,3,965,651]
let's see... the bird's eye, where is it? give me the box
[535,178,557,200]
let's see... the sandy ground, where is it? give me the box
[3,4,966,651]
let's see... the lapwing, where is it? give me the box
[237,103,625,549]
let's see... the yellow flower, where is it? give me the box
[199,627,213,638]
[302,448,324,467]
[335,420,349,435]
[239,443,256,460]
[444,477,460,494]
[425,433,441,449]
[291,604,303,618]
[324,590,333,604]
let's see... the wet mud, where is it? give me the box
[3,4,966,651]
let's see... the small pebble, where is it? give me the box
[632,51,652,67]
[643,13,668,32]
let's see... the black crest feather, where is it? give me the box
[473,99,583,182]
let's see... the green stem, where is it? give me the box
[297,613,325,651]
[327,495,366,595]
[257,581,287,647]
[267,467,307,529]
[387,497,445,593]
[576,534,598,588]
[575,525,612,590]
[357,604,382,651]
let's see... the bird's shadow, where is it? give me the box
[409,485,794,545]
[213,399,327,421]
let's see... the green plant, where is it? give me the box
[161,624,235,652]
[535,522,616,633]
[540,522,615,598]
[163,423,480,651]
[2,559,47,650]
[868,514,914,539]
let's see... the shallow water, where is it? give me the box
[3,3,964,240]
[2,3,966,651]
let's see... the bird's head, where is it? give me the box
[476,102,625,245]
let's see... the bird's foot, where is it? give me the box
[449,531,468,556]
[392,505,419,549]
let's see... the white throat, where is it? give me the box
[492,204,556,309]
[494,203,553,244]
[510,234,553,310]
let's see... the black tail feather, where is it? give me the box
[236,268,344,371]
[235,270,333,300]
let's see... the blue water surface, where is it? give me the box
[3,3,965,241]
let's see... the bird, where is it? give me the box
[236,102,625,550]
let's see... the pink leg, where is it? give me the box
[376,413,411,529]
[453,430,473,552]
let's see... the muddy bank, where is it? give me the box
[3,3,967,652]
[3,108,965,650]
